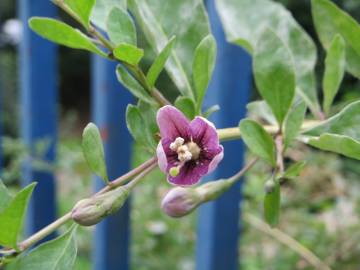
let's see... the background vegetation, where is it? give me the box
[0,0,359,269]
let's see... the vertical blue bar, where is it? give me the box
[195,0,252,269]
[18,0,57,237]
[91,56,132,270]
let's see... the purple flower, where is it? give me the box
[156,105,224,186]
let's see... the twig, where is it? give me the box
[0,157,158,255]
[228,158,259,185]
[244,213,332,270]
[217,120,321,142]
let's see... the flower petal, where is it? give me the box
[207,145,224,174]
[190,116,220,152]
[168,161,209,186]
[157,105,190,140]
[156,142,168,172]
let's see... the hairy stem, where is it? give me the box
[244,214,332,270]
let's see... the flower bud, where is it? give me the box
[72,186,129,226]
[264,179,276,193]
[196,180,232,202]
[161,187,202,218]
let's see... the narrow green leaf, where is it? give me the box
[216,0,320,114]
[302,100,360,160]
[264,180,280,226]
[253,29,296,125]
[304,100,360,141]
[193,35,217,111]
[116,65,156,105]
[113,43,144,65]
[283,101,307,148]
[323,35,346,115]
[106,7,137,46]
[0,183,37,248]
[126,105,154,148]
[146,36,176,87]
[91,0,127,30]
[137,101,159,149]
[82,123,108,183]
[283,161,306,179]
[239,119,276,165]
[64,0,95,27]
[305,134,360,160]
[174,96,196,120]
[203,104,220,119]
[9,225,78,270]
[29,17,106,57]
[129,0,211,98]
[312,0,360,78]
[0,179,12,213]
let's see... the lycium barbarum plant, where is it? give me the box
[0,0,359,268]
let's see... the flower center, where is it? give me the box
[170,137,201,162]
[168,137,201,177]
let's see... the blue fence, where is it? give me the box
[0,0,251,269]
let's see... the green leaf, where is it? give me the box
[0,183,36,248]
[146,36,176,87]
[106,7,137,46]
[215,0,320,114]
[126,105,155,149]
[193,35,217,112]
[264,179,280,226]
[29,17,106,57]
[0,179,12,213]
[283,101,307,148]
[311,0,360,78]
[174,96,196,120]
[253,29,296,125]
[322,35,346,115]
[239,119,276,165]
[305,134,360,160]
[203,104,220,118]
[302,100,360,160]
[137,101,159,149]
[129,0,211,99]
[304,100,360,141]
[283,161,306,179]
[64,0,95,27]
[116,65,156,105]
[82,123,108,183]
[91,0,127,30]
[9,225,78,270]
[246,101,277,125]
[113,43,144,65]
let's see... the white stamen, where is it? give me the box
[169,137,201,163]
[169,137,185,151]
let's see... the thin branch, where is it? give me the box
[228,158,259,185]
[244,213,332,270]
[217,120,321,142]
[0,157,158,256]
[97,156,158,195]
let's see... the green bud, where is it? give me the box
[196,179,232,202]
[72,186,130,226]
[264,179,276,193]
